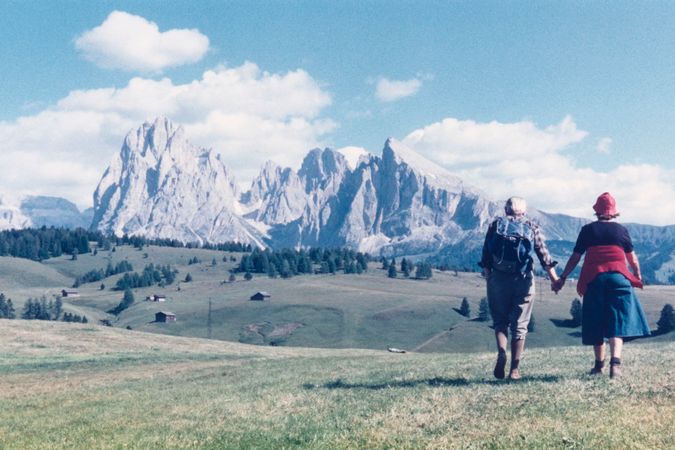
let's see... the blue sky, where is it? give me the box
[1,1,674,224]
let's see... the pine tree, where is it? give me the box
[402,259,411,277]
[54,296,63,320]
[184,273,193,283]
[0,293,7,318]
[388,261,397,278]
[7,299,16,319]
[244,272,253,281]
[570,298,582,326]
[459,297,471,317]
[478,297,491,322]
[657,303,674,334]
[229,273,236,283]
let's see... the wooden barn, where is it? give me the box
[61,289,80,298]
[155,311,177,323]
[250,291,271,301]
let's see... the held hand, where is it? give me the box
[551,278,565,294]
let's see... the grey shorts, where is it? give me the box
[486,270,535,339]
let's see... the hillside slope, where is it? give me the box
[0,321,673,449]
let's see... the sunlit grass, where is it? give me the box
[1,321,673,449]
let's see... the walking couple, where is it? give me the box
[479,193,650,380]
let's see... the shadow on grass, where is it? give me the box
[304,374,561,390]
[550,318,580,328]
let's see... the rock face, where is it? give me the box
[87,117,675,283]
[91,117,265,246]
[0,193,31,231]
[20,196,92,229]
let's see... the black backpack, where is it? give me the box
[487,216,534,274]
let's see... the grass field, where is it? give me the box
[1,245,674,353]
[0,320,673,449]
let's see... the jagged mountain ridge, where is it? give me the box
[87,117,674,283]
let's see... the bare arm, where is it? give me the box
[560,252,582,280]
[552,252,582,293]
[626,251,642,281]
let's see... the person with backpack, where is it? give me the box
[479,197,559,380]
[552,192,650,379]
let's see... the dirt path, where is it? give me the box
[411,327,454,352]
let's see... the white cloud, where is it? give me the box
[0,62,333,208]
[75,11,209,72]
[597,137,612,154]
[337,146,371,170]
[375,77,423,102]
[402,117,675,226]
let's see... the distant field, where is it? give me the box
[1,244,674,352]
[0,321,673,449]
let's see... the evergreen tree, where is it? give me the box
[100,283,105,290]
[415,262,432,280]
[229,273,236,283]
[459,297,471,317]
[570,298,582,326]
[0,293,7,318]
[657,303,675,334]
[402,258,411,277]
[388,261,397,278]
[54,296,63,320]
[71,248,78,260]
[478,297,491,322]
[6,299,16,319]
[184,273,193,283]
[244,272,253,281]
[381,257,389,270]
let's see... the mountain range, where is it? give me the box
[2,117,674,284]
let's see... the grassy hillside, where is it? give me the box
[2,245,674,352]
[0,321,673,449]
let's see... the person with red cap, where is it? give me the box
[553,192,651,378]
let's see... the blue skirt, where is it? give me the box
[581,272,651,345]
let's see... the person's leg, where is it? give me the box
[494,330,508,379]
[609,337,623,378]
[509,338,525,380]
[488,272,510,379]
[582,277,606,373]
[508,274,534,380]
[590,342,606,374]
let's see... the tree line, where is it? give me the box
[73,260,134,287]
[383,257,433,280]
[114,264,177,290]
[0,227,252,263]
[236,248,371,278]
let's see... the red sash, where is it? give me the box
[577,245,643,296]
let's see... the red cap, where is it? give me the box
[593,192,618,217]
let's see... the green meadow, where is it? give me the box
[1,244,673,353]
[1,320,673,449]
[1,245,674,448]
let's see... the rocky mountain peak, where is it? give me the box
[298,148,350,193]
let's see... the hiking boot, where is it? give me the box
[494,352,507,379]
[508,369,521,380]
[610,364,621,379]
[609,357,621,379]
[590,360,605,375]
